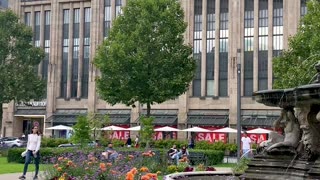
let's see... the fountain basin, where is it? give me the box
[253,89,285,107]
[253,83,320,107]
[163,171,238,180]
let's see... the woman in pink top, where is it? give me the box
[19,126,41,180]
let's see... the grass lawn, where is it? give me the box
[0,157,50,175]
[214,163,236,168]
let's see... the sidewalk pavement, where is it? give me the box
[0,168,232,180]
[0,172,44,180]
[214,167,233,172]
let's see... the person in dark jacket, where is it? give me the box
[188,136,195,149]
[125,137,132,147]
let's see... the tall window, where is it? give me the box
[219,0,228,97]
[34,11,41,75]
[258,0,268,91]
[61,9,69,98]
[71,9,80,98]
[43,11,50,81]
[206,0,215,96]
[116,0,122,17]
[193,0,202,97]
[104,0,111,37]
[82,8,91,98]
[301,0,307,17]
[24,12,31,26]
[34,12,40,48]
[244,0,254,96]
[273,0,283,57]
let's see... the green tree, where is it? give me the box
[0,10,45,128]
[87,112,110,141]
[94,0,196,117]
[71,115,91,147]
[140,116,155,148]
[273,0,320,89]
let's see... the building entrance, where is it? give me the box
[22,118,44,135]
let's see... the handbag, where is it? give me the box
[21,150,27,157]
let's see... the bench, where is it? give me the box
[188,152,207,166]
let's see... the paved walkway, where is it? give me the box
[0,168,232,180]
[0,172,45,180]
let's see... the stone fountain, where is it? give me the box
[241,62,320,179]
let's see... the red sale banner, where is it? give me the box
[196,132,227,143]
[153,126,177,140]
[245,128,270,144]
[195,126,227,143]
[247,134,267,144]
[109,125,130,140]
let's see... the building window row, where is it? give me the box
[244,0,254,96]
[82,7,91,98]
[301,0,307,17]
[273,0,283,55]
[61,8,91,99]
[258,0,268,91]
[24,10,51,98]
[206,0,215,96]
[218,0,229,97]
[192,0,202,97]
[61,9,69,98]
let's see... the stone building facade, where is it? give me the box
[1,0,307,140]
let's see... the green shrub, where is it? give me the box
[0,149,9,157]
[177,162,189,172]
[167,165,178,174]
[153,139,187,149]
[41,138,70,148]
[189,149,224,165]
[111,139,126,147]
[226,143,237,154]
[7,146,224,167]
[7,148,72,163]
[233,158,250,174]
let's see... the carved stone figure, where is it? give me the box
[266,107,301,152]
[259,131,284,148]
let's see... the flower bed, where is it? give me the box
[44,150,163,180]
[7,148,224,165]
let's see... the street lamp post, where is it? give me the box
[237,48,242,162]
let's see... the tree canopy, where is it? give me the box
[94,0,196,116]
[273,0,320,89]
[0,10,45,127]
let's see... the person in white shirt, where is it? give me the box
[19,126,41,180]
[134,135,139,148]
[241,132,252,158]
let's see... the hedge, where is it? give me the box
[39,138,237,154]
[41,138,70,148]
[190,149,225,165]
[7,147,224,165]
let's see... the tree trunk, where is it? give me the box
[147,102,151,117]
[0,102,2,136]
[145,102,151,149]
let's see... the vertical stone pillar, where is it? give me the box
[46,0,61,136]
[240,0,245,96]
[77,3,84,99]
[38,5,45,77]
[88,0,104,112]
[214,0,220,97]
[111,0,116,25]
[228,0,243,132]
[200,0,207,97]
[66,4,74,99]
[176,0,192,140]
[267,0,273,89]
[253,0,259,92]
[283,0,299,49]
